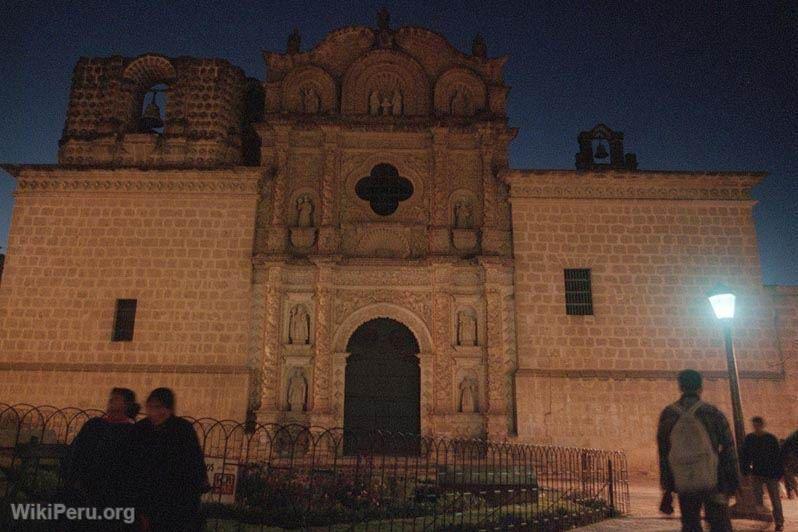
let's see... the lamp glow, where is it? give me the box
[708,283,736,320]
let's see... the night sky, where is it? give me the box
[1,0,795,283]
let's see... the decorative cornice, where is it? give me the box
[517,368,784,381]
[502,169,765,201]
[0,362,249,374]
[11,167,262,195]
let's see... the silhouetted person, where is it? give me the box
[783,430,798,499]
[657,369,738,532]
[135,388,209,532]
[68,387,140,529]
[741,417,784,530]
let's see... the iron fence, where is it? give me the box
[0,403,629,530]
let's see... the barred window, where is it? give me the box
[112,299,137,342]
[564,269,593,315]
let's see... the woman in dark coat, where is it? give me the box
[135,388,209,532]
[68,387,140,527]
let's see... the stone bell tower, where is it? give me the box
[248,10,519,439]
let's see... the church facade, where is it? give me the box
[1,13,795,471]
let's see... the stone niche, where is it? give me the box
[288,189,319,251]
[450,191,480,253]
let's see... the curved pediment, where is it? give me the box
[263,16,509,116]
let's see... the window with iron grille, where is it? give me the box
[564,269,593,315]
[112,299,137,342]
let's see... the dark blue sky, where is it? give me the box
[1,0,795,283]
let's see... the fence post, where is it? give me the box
[607,458,615,515]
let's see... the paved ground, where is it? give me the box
[576,482,798,531]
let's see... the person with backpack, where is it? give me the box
[740,417,784,530]
[657,369,739,532]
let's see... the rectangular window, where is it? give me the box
[564,269,593,315]
[112,299,137,342]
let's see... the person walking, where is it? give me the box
[740,417,785,530]
[657,369,739,532]
[68,387,140,530]
[135,388,210,532]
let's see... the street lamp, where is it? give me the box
[707,283,745,448]
[707,283,771,522]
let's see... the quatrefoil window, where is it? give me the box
[355,163,413,216]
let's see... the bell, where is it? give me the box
[139,93,163,131]
[594,141,609,160]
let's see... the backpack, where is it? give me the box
[667,401,718,493]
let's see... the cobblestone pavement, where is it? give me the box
[576,482,798,531]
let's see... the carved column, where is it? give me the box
[310,259,336,425]
[480,257,516,439]
[318,126,340,254]
[258,265,284,419]
[266,126,290,254]
[478,128,496,230]
[431,262,454,430]
[246,265,268,415]
[429,127,450,254]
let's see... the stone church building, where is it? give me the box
[1,13,795,470]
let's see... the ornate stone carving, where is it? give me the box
[341,50,430,116]
[434,68,486,116]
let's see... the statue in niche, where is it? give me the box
[287,28,301,55]
[287,368,307,412]
[459,376,478,413]
[454,200,473,229]
[457,310,477,347]
[289,304,310,345]
[391,90,402,116]
[380,95,392,116]
[450,89,470,116]
[296,196,314,227]
[301,87,319,114]
[369,90,381,116]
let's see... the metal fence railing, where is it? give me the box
[0,403,630,530]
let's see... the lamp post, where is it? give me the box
[707,283,770,522]
[707,284,746,450]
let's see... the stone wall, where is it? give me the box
[505,169,796,473]
[0,167,260,419]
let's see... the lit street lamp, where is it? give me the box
[707,284,745,449]
[707,283,770,522]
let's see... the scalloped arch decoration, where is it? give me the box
[123,55,176,86]
[434,67,486,116]
[341,50,430,116]
[281,65,337,114]
[332,303,433,353]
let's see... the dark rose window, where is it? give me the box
[355,163,413,216]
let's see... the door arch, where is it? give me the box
[343,318,420,454]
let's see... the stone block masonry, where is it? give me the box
[504,169,798,473]
[0,167,260,419]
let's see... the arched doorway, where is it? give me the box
[344,318,420,453]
